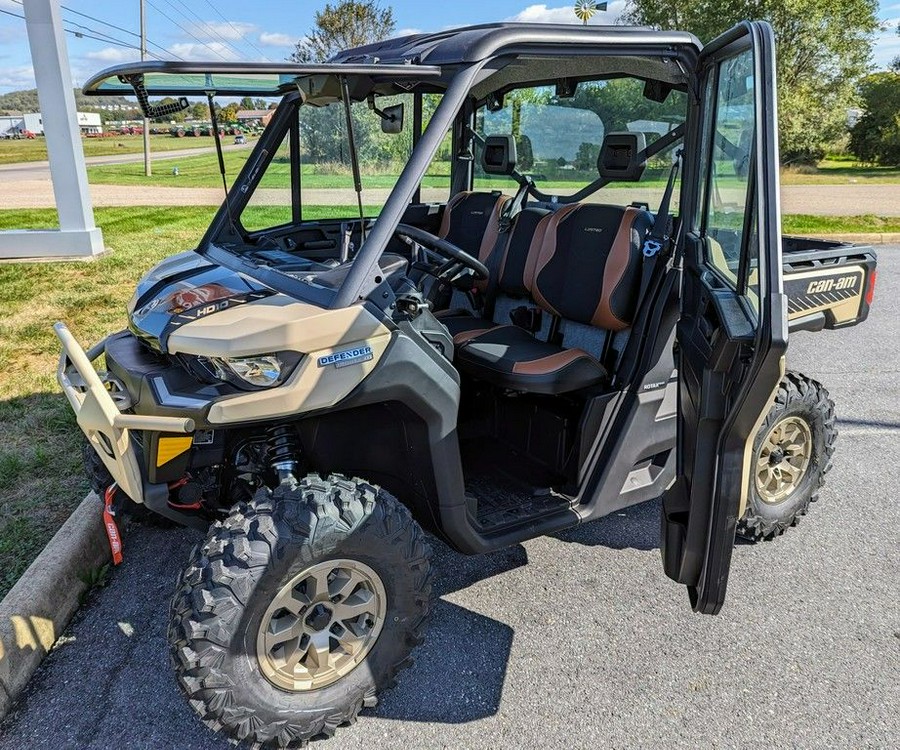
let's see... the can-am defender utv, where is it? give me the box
[59,21,876,748]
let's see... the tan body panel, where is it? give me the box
[783,265,865,324]
[206,332,392,424]
[167,295,389,357]
[165,296,394,425]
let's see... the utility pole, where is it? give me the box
[140,0,151,176]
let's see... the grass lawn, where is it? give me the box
[0,204,894,598]
[86,151,900,191]
[780,159,900,185]
[781,214,900,235]
[0,134,240,166]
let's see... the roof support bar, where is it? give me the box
[332,64,484,307]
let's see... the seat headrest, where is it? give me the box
[597,132,647,182]
[481,134,517,176]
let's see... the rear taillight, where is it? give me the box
[865,270,877,306]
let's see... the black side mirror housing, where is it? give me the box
[380,103,404,134]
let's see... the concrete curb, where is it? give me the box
[0,492,109,719]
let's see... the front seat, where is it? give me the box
[437,190,509,266]
[455,200,653,395]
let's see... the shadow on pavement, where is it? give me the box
[553,497,661,551]
[0,492,665,746]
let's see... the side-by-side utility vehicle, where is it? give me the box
[58,22,876,747]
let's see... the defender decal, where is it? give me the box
[318,345,374,369]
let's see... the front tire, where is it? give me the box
[737,372,837,542]
[169,474,432,747]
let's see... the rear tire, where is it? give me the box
[169,473,432,748]
[737,371,837,542]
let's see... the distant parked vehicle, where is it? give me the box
[234,134,246,144]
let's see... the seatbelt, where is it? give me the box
[477,176,534,316]
[498,175,533,233]
[634,149,682,319]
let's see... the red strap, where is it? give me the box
[103,485,124,566]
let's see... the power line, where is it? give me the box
[144,0,233,62]
[7,0,179,61]
[0,5,162,59]
[199,0,272,61]
[57,2,181,60]
[157,0,251,63]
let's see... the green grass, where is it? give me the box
[780,159,900,185]
[0,206,218,597]
[0,134,243,166]
[85,150,900,191]
[88,152,453,190]
[0,204,894,598]
[781,214,900,235]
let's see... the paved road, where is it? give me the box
[1,251,897,750]
[1,152,899,214]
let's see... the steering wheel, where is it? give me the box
[394,223,490,282]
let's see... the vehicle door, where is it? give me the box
[662,21,788,614]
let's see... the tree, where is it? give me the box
[220,103,239,123]
[190,102,209,121]
[575,141,601,170]
[849,72,900,165]
[622,0,880,163]
[290,1,395,63]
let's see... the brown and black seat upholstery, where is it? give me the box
[439,205,552,341]
[437,190,509,269]
[455,202,653,394]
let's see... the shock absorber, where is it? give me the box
[266,424,300,488]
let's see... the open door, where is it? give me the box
[662,21,788,614]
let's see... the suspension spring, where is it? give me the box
[266,424,300,485]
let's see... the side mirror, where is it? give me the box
[380,103,404,134]
[555,78,577,98]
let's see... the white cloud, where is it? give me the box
[259,31,295,47]
[391,28,423,38]
[0,64,35,90]
[84,47,135,64]
[167,41,242,62]
[506,1,625,25]
[189,21,256,42]
[872,16,900,69]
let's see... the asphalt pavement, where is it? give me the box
[1,249,897,750]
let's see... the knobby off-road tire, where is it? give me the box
[169,473,433,748]
[737,371,837,542]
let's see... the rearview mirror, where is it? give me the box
[380,103,404,134]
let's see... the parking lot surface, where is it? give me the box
[1,249,897,750]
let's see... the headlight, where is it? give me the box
[205,352,302,389]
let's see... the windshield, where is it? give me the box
[240,93,448,231]
[473,77,687,209]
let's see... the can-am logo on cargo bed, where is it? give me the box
[806,276,858,294]
[318,345,373,369]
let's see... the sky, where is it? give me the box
[0,0,898,95]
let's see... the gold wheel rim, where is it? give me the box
[256,559,386,692]
[754,416,812,504]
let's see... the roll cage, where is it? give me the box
[84,23,702,310]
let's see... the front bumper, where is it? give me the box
[54,322,194,504]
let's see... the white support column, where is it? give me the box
[0,0,104,260]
